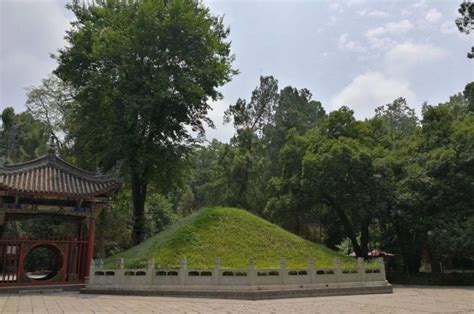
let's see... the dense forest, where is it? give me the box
[1,0,473,275]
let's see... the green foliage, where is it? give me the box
[218,76,327,220]
[26,74,75,155]
[0,107,49,163]
[14,217,77,239]
[302,122,381,258]
[265,129,312,234]
[375,97,418,139]
[96,189,133,258]
[105,207,357,269]
[24,246,58,274]
[224,76,279,136]
[145,193,179,237]
[463,82,474,112]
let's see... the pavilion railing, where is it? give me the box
[0,238,89,286]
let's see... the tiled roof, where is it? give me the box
[0,154,120,199]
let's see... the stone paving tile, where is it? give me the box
[0,286,473,313]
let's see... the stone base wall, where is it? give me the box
[86,257,391,295]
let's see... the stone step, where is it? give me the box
[81,284,393,300]
[0,284,84,295]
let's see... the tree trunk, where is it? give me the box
[294,209,301,235]
[131,172,148,246]
[329,200,364,257]
[360,220,370,259]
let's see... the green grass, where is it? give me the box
[104,207,358,269]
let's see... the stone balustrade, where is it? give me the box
[86,257,389,291]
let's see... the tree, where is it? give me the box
[265,129,313,235]
[0,107,50,163]
[26,74,75,155]
[272,87,325,135]
[221,76,279,212]
[264,86,326,172]
[54,0,236,245]
[419,110,474,270]
[223,76,326,216]
[224,76,279,137]
[300,108,382,258]
[455,0,474,58]
[145,192,179,238]
[303,137,381,259]
[375,97,418,139]
[464,81,474,111]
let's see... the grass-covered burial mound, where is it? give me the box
[105,207,356,269]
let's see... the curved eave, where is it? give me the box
[0,154,121,201]
[0,181,121,201]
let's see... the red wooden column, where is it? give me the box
[85,218,96,277]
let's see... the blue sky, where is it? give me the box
[1,0,473,142]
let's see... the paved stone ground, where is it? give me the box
[0,285,473,313]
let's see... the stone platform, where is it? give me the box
[81,284,392,300]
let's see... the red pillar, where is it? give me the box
[85,218,96,278]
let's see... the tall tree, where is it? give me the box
[264,86,326,171]
[301,108,382,258]
[375,97,418,139]
[54,0,236,245]
[224,76,279,137]
[26,74,75,156]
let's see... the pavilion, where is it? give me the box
[0,153,120,286]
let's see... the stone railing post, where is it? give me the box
[88,259,95,285]
[279,257,287,285]
[179,257,187,286]
[308,256,315,284]
[357,257,366,282]
[213,258,220,286]
[117,258,125,286]
[334,258,342,284]
[116,258,124,270]
[147,258,155,285]
[248,258,256,286]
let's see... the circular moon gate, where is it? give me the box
[24,244,63,281]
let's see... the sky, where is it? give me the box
[1,0,473,142]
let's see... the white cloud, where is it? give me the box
[440,20,458,35]
[384,42,447,76]
[329,2,342,12]
[330,72,416,119]
[347,0,367,6]
[384,20,414,33]
[412,0,427,10]
[338,33,365,53]
[425,8,442,23]
[357,9,389,19]
[365,20,413,50]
